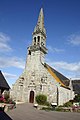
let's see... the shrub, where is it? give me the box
[35,94,47,105]
[45,101,51,106]
[0,95,5,103]
[69,100,74,104]
[4,93,10,101]
[5,98,16,105]
[63,101,73,107]
[55,107,63,111]
[74,95,80,102]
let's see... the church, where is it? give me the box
[11,8,74,106]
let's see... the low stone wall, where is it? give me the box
[0,103,16,112]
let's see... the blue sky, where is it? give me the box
[0,0,80,87]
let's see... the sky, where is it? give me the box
[0,0,80,87]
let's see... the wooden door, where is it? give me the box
[29,91,34,103]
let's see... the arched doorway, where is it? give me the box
[29,91,34,103]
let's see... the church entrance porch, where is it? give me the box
[29,91,34,103]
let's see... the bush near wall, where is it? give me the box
[63,101,73,107]
[74,95,80,102]
[35,94,47,105]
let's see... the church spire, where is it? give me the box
[33,8,46,37]
[37,8,44,31]
[30,8,47,55]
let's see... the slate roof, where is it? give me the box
[72,80,80,95]
[0,70,10,90]
[44,63,70,88]
[44,63,80,94]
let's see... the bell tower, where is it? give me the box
[27,8,47,64]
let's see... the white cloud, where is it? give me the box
[67,34,80,46]
[47,45,64,53]
[47,61,80,72]
[3,72,17,80]
[46,58,80,79]
[0,57,25,69]
[0,32,12,52]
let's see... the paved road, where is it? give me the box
[7,103,80,120]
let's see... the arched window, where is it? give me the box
[28,50,31,55]
[37,36,40,45]
[38,36,40,42]
[40,84,42,90]
[34,37,36,45]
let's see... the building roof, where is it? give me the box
[0,70,10,90]
[44,63,80,93]
[44,63,70,89]
[72,80,80,95]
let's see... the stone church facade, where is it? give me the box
[11,8,74,105]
